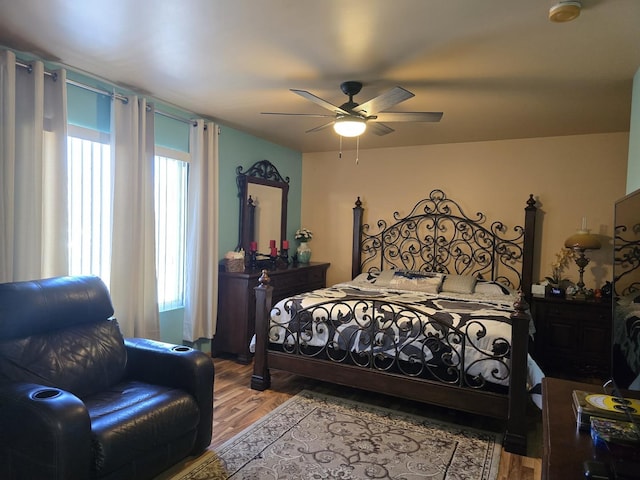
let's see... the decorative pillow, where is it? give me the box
[441,274,478,294]
[351,270,396,286]
[475,280,513,296]
[618,291,640,307]
[351,271,379,283]
[389,271,443,293]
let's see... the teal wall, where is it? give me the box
[627,66,640,193]
[159,308,185,346]
[218,125,303,257]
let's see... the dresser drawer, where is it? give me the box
[272,269,310,292]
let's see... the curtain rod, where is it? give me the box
[16,60,129,103]
[149,106,198,127]
[15,59,198,126]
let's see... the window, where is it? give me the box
[67,128,190,312]
[67,126,112,287]
[154,148,189,311]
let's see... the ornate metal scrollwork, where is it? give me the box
[269,297,510,389]
[614,222,640,296]
[360,189,526,289]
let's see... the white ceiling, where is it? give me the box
[0,0,639,153]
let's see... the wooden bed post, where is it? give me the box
[522,194,537,302]
[251,270,272,391]
[352,197,364,279]
[504,292,530,455]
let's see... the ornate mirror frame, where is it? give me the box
[237,159,290,254]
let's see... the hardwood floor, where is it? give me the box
[210,356,542,479]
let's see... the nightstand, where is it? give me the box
[531,295,612,381]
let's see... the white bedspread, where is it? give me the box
[252,275,544,408]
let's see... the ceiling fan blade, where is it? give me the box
[305,120,336,134]
[291,89,350,115]
[352,86,414,116]
[373,112,443,123]
[261,112,335,117]
[367,122,395,136]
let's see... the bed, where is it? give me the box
[251,189,539,455]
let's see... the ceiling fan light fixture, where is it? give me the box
[333,116,366,137]
[548,1,581,22]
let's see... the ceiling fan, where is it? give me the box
[262,81,443,137]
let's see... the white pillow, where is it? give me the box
[351,270,396,286]
[475,280,513,296]
[618,291,640,307]
[389,271,443,293]
[441,274,477,294]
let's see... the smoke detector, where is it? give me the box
[548,1,582,22]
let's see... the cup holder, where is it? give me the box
[172,346,192,353]
[32,389,62,400]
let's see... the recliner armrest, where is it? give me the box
[123,338,214,453]
[0,382,91,480]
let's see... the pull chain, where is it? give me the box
[356,136,359,165]
[339,135,342,159]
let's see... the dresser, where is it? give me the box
[212,262,330,363]
[531,296,612,380]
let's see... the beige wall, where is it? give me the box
[301,132,629,290]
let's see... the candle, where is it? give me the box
[270,247,277,257]
[269,239,276,248]
[283,240,289,249]
[250,241,257,251]
[581,216,587,231]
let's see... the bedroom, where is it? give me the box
[1,1,640,477]
[0,1,637,307]
[0,2,640,372]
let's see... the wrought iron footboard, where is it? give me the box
[268,297,512,390]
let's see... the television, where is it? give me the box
[612,188,640,390]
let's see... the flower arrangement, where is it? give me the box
[545,247,576,286]
[295,227,313,242]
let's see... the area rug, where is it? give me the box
[168,390,502,480]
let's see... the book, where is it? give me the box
[572,390,640,431]
[591,416,640,447]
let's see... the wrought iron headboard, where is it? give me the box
[352,189,537,294]
[613,222,640,296]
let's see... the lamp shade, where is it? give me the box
[333,116,366,137]
[564,230,601,250]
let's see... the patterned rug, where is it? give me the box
[167,390,502,480]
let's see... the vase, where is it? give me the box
[296,242,312,264]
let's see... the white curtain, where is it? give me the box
[0,50,68,282]
[184,120,219,342]
[109,96,160,338]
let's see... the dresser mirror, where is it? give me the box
[612,187,640,390]
[237,160,289,255]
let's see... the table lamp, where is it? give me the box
[564,220,601,298]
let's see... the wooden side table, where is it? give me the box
[542,376,640,479]
[532,296,612,380]
[212,262,330,363]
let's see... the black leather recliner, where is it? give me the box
[0,275,214,480]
